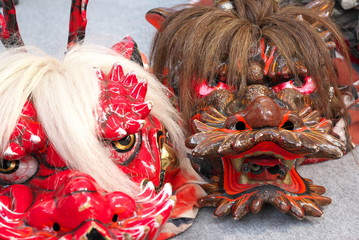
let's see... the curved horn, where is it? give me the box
[0,0,24,48]
[145,8,173,30]
[111,35,144,66]
[67,0,89,49]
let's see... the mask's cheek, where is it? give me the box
[0,183,34,213]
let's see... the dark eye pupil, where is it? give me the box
[112,135,136,153]
[0,159,20,174]
[292,77,305,87]
[119,135,132,145]
[208,75,225,87]
[2,160,10,169]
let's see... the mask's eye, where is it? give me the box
[196,78,231,97]
[208,74,226,88]
[195,63,234,97]
[272,76,316,95]
[110,133,141,166]
[208,63,228,87]
[0,155,39,184]
[112,134,136,153]
[0,160,19,174]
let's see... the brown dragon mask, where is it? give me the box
[186,85,345,219]
[147,0,352,219]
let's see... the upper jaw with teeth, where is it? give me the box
[230,151,295,185]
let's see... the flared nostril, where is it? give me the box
[86,228,106,240]
[224,115,250,131]
[52,222,60,232]
[112,214,119,222]
[281,120,295,130]
[235,121,246,131]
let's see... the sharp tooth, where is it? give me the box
[239,173,248,184]
[253,151,266,157]
[251,152,259,157]
[248,180,264,185]
[283,160,295,169]
[283,172,292,185]
[247,179,254,184]
[231,158,244,171]
[273,153,284,159]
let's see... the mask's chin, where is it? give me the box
[222,141,307,196]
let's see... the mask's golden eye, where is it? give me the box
[0,159,19,174]
[112,134,136,153]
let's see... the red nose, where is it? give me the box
[53,174,113,230]
[27,171,136,233]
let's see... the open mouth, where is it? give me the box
[232,153,294,185]
[222,142,306,195]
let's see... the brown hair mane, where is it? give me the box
[150,0,350,128]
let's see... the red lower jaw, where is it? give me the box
[222,142,307,195]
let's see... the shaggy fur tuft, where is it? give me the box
[0,45,187,196]
[150,0,350,125]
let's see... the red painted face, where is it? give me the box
[96,64,167,187]
[0,64,175,239]
[109,116,165,186]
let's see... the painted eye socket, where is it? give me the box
[195,63,233,97]
[196,80,231,97]
[208,74,227,87]
[0,155,39,184]
[272,76,316,95]
[109,133,141,166]
[112,134,136,153]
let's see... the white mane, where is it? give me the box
[0,45,189,196]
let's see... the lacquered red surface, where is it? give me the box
[0,63,176,239]
[67,0,89,48]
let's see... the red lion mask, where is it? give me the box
[0,1,204,239]
[0,61,177,239]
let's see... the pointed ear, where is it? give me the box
[305,0,334,17]
[191,0,216,6]
[145,8,173,30]
[112,35,144,67]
